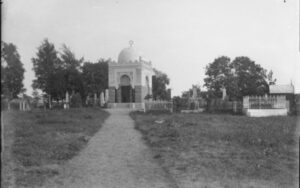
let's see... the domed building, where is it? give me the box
[108,41,155,108]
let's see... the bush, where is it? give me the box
[70,93,82,108]
[173,96,188,112]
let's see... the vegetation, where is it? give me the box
[2,108,109,187]
[130,112,298,187]
[152,69,171,101]
[32,39,61,102]
[1,41,25,99]
[82,60,108,98]
[204,56,274,100]
[31,39,110,108]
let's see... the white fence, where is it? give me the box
[243,95,288,109]
[144,100,173,112]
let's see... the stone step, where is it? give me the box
[108,103,145,110]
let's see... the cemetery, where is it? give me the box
[2,39,299,188]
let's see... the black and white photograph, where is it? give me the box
[1,0,299,187]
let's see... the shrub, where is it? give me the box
[70,93,82,108]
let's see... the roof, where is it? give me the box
[118,46,141,64]
[269,84,294,94]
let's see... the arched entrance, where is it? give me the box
[120,75,131,103]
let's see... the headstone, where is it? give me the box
[105,89,109,103]
[222,87,227,100]
[86,95,90,105]
[192,86,197,99]
[49,95,52,109]
[100,92,105,107]
[19,100,22,111]
[65,91,70,109]
[94,93,97,106]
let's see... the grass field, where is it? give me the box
[1,108,109,188]
[130,112,299,188]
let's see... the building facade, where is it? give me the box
[108,42,155,107]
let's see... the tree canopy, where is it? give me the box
[204,56,272,100]
[32,39,61,99]
[1,41,25,99]
[81,59,108,97]
[59,44,84,97]
[152,69,171,100]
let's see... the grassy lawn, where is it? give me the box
[1,108,109,188]
[130,112,299,188]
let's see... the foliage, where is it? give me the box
[204,56,270,100]
[59,45,85,99]
[231,56,269,98]
[32,39,61,100]
[181,85,203,98]
[144,94,153,100]
[1,41,25,99]
[81,59,108,97]
[172,96,188,112]
[32,40,86,104]
[152,69,170,100]
[70,92,83,108]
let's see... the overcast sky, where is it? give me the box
[3,0,300,96]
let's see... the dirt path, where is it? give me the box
[45,109,175,188]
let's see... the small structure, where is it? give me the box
[243,95,289,117]
[108,41,155,109]
[100,92,105,107]
[269,84,295,111]
[105,89,109,103]
[243,83,295,117]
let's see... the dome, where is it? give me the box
[118,45,141,64]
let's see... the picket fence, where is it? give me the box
[243,95,288,109]
[144,100,173,112]
[208,99,243,113]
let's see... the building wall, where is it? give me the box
[108,87,116,103]
[108,61,154,104]
[134,85,148,102]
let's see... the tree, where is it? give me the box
[59,44,84,99]
[81,59,108,97]
[203,56,232,98]
[231,56,268,98]
[152,69,170,100]
[32,39,61,107]
[1,41,25,99]
[204,56,271,100]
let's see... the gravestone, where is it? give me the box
[221,87,227,100]
[65,91,70,109]
[94,93,97,106]
[100,92,105,107]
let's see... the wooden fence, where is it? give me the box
[208,99,243,113]
[144,100,173,112]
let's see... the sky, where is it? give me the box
[2,0,300,96]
